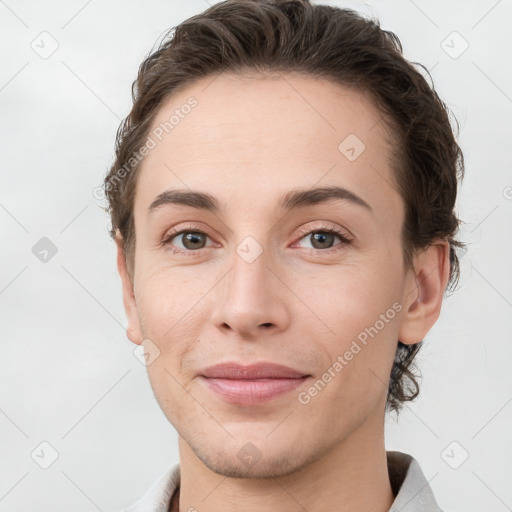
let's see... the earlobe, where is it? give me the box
[398,241,451,345]
[115,235,143,345]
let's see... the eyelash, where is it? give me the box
[160,224,353,256]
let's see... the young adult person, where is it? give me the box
[104,1,465,510]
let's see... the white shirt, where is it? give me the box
[122,451,443,512]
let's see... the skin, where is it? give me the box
[116,72,450,512]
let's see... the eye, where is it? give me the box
[295,225,352,252]
[160,224,353,256]
[161,228,214,255]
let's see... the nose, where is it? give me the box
[210,247,291,339]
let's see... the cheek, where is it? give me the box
[134,266,207,373]
[136,263,204,324]
[293,259,400,336]
[136,268,203,419]
[296,261,402,387]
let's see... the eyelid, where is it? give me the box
[160,223,216,247]
[294,223,353,241]
[291,224,353,252]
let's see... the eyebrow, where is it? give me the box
[148,186,372,215]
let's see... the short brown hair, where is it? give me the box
[104,0,465,414]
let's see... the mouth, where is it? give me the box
[198,361,311,405]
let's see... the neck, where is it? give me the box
[175,409,394,512]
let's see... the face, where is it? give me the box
[120,72,432,478]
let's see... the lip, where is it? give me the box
[199,362,311,405]
[200,362,308,379]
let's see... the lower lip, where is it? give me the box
[200,376,310,404]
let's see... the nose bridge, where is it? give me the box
[231,239,271,296]
[211,235,290,336]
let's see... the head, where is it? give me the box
[105,0,464,478]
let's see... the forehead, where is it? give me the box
[134,72,401,224]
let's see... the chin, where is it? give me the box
[187,434,320,480]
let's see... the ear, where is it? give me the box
[115,233,143,345]
[398,241,451,345]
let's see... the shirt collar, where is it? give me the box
[387,451,443,511]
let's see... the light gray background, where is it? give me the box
[1,0,511,510]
